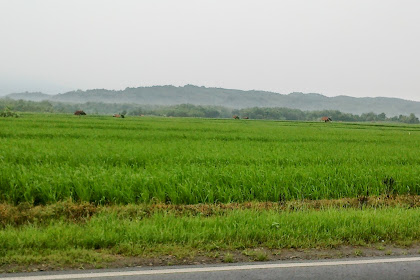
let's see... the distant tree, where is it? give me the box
[407,113,419,124]
[378,113,386,121]
[361,112,377,121]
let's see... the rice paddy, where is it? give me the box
[0,114,419,205]
[1,114,419,271]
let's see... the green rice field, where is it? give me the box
[1,114,420,271]
[0,114,419,205]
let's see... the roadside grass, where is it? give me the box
[1,196,418,227]
[0,204,419,271]
[242,250,269,261]
[1,208,418,256]
[223,253,234,263]
[0,249,116,270]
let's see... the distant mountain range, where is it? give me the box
[5,85,420,117]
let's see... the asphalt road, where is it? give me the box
[2,256,420,280]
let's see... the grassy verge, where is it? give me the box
[3,207,418,250]
[1,195,419,227]
[1,202,419,271]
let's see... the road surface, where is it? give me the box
[2,256,420,280]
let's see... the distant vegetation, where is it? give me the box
[6,85,420,116]
[0,98,54,113]
[0,107,19,118]
[1,98,419,123]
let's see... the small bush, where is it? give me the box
[223,253,234,263]
[0,107,19,117]
[254,252,268,261]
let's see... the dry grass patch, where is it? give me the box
[1,195,418,227]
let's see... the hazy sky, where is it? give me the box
[1,0,419,100]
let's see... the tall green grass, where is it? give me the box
[0,208,419,253]
[0,114,419,204]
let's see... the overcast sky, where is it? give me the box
[0,0,419,100]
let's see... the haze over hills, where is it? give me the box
[0,78,72,97]
[6,85,420,117]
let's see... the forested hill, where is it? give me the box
[6,85,420,117]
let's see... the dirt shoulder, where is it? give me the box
[2,244,419,273]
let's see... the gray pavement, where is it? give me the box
[1,256,420,280]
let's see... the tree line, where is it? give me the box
[1,98,419,124]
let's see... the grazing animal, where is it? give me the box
[74,110,86,116]
[242,117,249,119]
[321,117,332,122]
[232,115,240,119]
[113,114,121,118]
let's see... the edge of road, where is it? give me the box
[2,255,420,280]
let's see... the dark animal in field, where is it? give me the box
[74,110,86,115]
[233,115,240,119]
[321,117,332,122]
[242,117,249,119]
